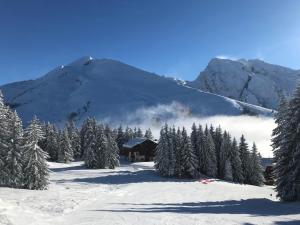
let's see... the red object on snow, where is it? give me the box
[199,179,214,184]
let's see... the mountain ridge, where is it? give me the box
[0,57,272,125]
[189,58,300,109]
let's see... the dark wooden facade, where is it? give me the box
[122,139,157,162]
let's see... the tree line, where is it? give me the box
[155,123,265,186]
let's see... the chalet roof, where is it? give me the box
[123,137,156,148]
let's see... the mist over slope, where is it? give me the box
[189,58,300,109]
[0,57,272,125]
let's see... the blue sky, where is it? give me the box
[0,0,299,85]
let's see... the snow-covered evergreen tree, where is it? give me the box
[204,132,218,177]
[23,116,49,190]
[174,127,184,177]
[44,123,59,161]
[273,84,300,201]
[84,128,98,168]
[272,96,289,162]
[190,123,198,155]
[80,117,97,158]
[219,132,232,180]
[116,125,126,149]
[95,126,108,169]
[239,135,251,184]
[229,138,244,183]
[181,127,198,178]
[248,143,265,186]
[144,128,154,140]
[66,120,81,160]
[213,126,223,178]
[58,129,74,163]
[136,128,143,138]
[81,117,97,158]
[106,133,120,169]
[0,90,9,186]
[155,124,175,177]
[124,126,134,143]
[5,110,24,188]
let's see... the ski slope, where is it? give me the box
[1,161,300,225]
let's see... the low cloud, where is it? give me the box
[118,103,275,158]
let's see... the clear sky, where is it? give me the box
[0,0,299,85]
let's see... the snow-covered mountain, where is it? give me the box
[0,57,271,124]
[189,58,300,109]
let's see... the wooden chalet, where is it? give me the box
[122,138,157,162]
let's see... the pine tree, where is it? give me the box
[174,127,184,177]
[229,138,244,183]
[80,117,97,158]
[181,127,198,178]
[23,116,50,190]
[219,132,233,180]
[80,118,97,158]
[239,135,252,184]
[214,126,223,178]
[116,125,126,149]
[106,133,120,169]
[273,84,300,201]
[190,123,198,154]
[204,132,218,177]
[84,129,98,168]
[272,96,289,162]
[124,126,134,143]
[0,90,9,186]
[66,120,81,160]
[155,124,175,177]
[44,123,59,161]
[144,128,154,140]
[95,125,108,169]
[5,110,24,188]
[195,125,204,172]
[58,129,74,163]
[136,128,143,138]
[248,143,265,186]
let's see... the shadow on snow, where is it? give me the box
[92,199,300,217]
[54,169,195,185]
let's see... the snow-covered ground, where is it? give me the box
[1,161,300,225]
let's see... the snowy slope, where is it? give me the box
[0,57,272,124]
[0,161,299,225]
[189,58,300,109]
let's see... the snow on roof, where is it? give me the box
[123,138,155,148]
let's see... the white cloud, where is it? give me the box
[116,103,276,158]
[215,55,238,60]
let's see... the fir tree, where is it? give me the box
[273,84,300,201]
[181,127,198,178]
[0,90,9,185]
[5,111,24,188]
[106,133,120,169]
[214,126,223,178]
[219,132,233,180]
[155,124,175,177]
[94,126,108,169]
[23,116,50,190]
[239,135,252,184]
[116,125,126,149]
[58,129,74,163]
[44,123,59,161]
[204,132,218,177]
[229,138,244,183]
[248,143,265,186]
[66,120,81,160]
[144,128,154,140]
[174,127,184,177]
